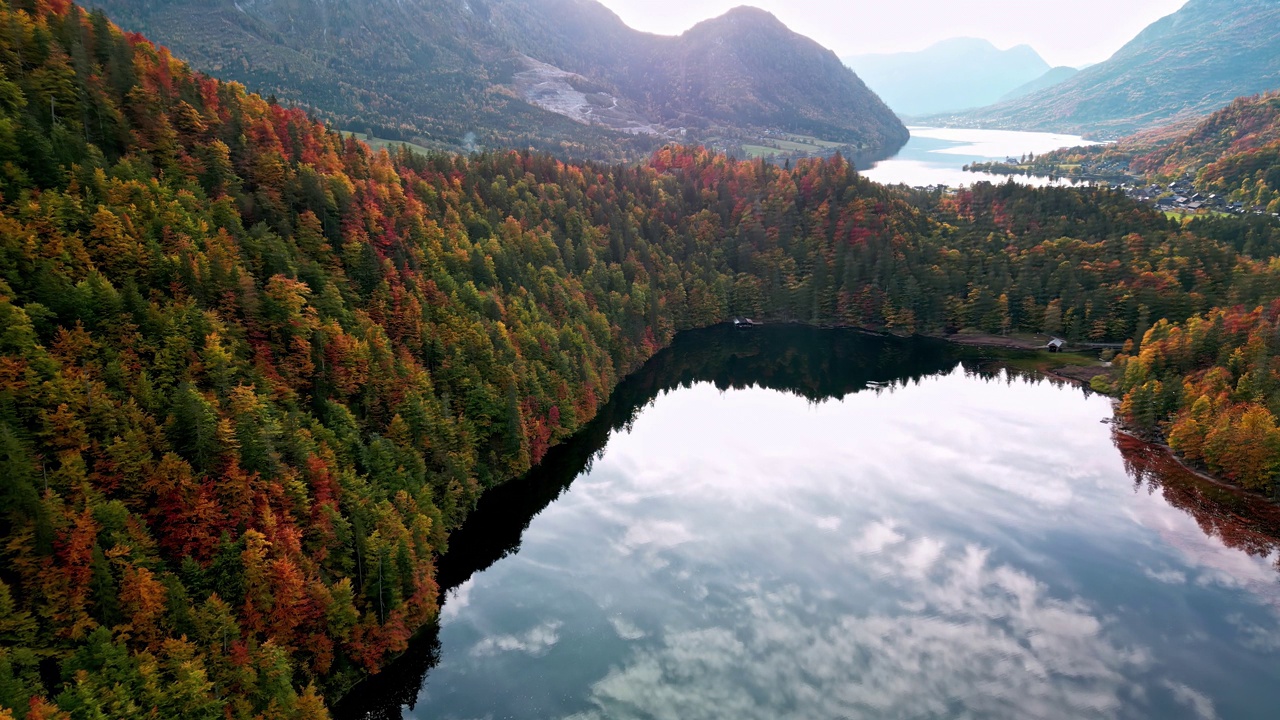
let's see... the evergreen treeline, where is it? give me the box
[3,2,1280,718]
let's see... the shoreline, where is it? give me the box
[1112,424,1280,509]
[697,321,1279,519]
[332,320,1270,713]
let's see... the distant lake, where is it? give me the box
[338,326,1280,720]
[860,127,1100,188]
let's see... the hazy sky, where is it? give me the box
[593,0,1190,67]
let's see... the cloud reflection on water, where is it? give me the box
[419,367,1280,720]
[471,620,562,658]
[568,530,1157,720]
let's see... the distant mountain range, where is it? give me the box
[934,0,1280,138]
[843,38,1055,117]
[87,0,907,160]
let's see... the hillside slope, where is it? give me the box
[939,0,1280,137]
[976,93,1280,213]
[87,0,907,159]
[844,38,1050,116]
[491,4,906,147]
[999,66,1079,103]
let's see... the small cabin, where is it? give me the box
[1046,338,1066,353]
[733,317,757,329]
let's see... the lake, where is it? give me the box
[336,326,1280,720]
[860,127,1100,188]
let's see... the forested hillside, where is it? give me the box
[974,93,1280,214]
[5,1,1280,718]
[1120,93,1280,213]
[1101,98,1280,492]
[85,0,907,160]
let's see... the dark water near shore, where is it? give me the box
[337,326,1280,720]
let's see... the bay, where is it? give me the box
[337,326,1280,720]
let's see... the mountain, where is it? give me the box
[938,0,1280,137]
[489,4,907,150]
[85,0,907,160]
[843,38,1051,116]
[999,66,1080,103]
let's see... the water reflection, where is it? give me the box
[335,326,1280,720]
[1118,434,1280,565]
[860,127,1100,188]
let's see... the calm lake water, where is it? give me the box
[860,127,1100,188]
[338,327,1280,720]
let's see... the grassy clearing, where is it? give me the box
[742,144,783,158]
[1164,209,1234,221]
[996,349,1114,390]
[946,329,1057,351]
[742,133,849,158]
[1000,350,1100,373]
[343,131,435,156]
[790,134,845,149]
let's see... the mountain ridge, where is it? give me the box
[87,0,908,159]
[934,0,1280,137]
[843,38,1052,116]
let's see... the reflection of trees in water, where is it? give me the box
[335,630,440,720]
[1114,430,1280,566]
[334,325,973,718]
[334,325,1280,719]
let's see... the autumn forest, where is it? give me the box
[2,1,1280,718]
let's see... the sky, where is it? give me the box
[593,0,1190,68]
